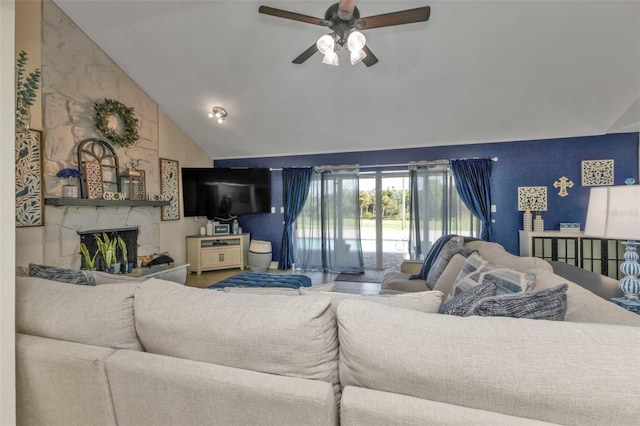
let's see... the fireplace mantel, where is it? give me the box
[45,198,169,207]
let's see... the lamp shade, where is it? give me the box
[584,186,640,241]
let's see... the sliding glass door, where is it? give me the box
[359,172,410,270]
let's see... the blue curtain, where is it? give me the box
[278,167,313,270]
[450,158,493,241]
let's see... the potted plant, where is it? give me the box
[95,233,118,273]
[79,242,98,270]
[117,236,134,274]
[56,167,82,198]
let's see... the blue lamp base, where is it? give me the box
[613,240,640,312]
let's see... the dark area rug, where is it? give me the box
[335,270,385,283]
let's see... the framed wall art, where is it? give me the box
[517,186,547,212]
[15,130,44,227]
[582,159,614,186]
[83,161,104,200]
[160,158,180,221]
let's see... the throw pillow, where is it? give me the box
[299,288,443,315]
[29,263,96,286]
[432,253,467,301]
[438,281,497,316]
[468,283,569,321]
[413,235,464,280]
[448,253,536,301]
[426,239,475,289]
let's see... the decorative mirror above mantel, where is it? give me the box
[76,138,121,199]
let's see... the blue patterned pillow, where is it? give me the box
[468,283,568,321]
[29,263,96,286]
[448,253,536,300]
[426,238,475,288]
[438,281,497,316]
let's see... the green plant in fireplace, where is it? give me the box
[117,236,128,264]
[95,233,117,270]
[79,243,98,270]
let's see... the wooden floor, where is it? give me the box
[185,268,381,295]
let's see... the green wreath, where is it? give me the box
[94,99,139,147]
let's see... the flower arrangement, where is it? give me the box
[56,168,83,179]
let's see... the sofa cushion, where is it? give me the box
[337,299,640,425]
[449,253,536,300]
[469,283,568,320]
[464,240,553,274]
[222,282,336,295]
[432,253,468,299]
[134,279,339,397]
[299,288,443,315]
[530,270,640,325]
[16,276,143,350]
[91,270,147,285]
[28,263,96,286]
[426,238,475,288]
[381,269,429,292]
[438,281,497,315]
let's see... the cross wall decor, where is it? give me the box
[553,176,574,197]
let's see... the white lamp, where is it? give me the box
[584,184,640,311]
[347,30,367,65]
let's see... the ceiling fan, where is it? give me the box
[258,0,431,67]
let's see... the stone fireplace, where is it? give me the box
[44,205,160,269]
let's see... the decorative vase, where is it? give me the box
[112,262,121,275]
[123,262,134,274]
[533,214,544,232]
[62,184,79,198]
[523,209,533,231]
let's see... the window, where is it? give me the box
[409,164,479,259]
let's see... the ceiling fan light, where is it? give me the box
[209,106,227,123]
[322,51,339,66]
[316,35,335,55]
[347,30,366,52]
[350,49,367,65]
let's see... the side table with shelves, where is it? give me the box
[519,230,624,279]
[187,234,250,275]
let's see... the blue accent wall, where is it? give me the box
[215,133,639,260]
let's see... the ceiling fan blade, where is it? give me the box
[338,0,357,20]
[361,45,378,67]
[354,6,430,30]
[259,5,329,26]
[292,43,319,64]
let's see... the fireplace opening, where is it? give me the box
[78,227,138,271]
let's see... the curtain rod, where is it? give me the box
[269,157,498,171]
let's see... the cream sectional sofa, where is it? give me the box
[15,239,640,425]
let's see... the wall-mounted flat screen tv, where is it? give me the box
[181,168,271,218]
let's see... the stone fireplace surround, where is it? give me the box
[44,205,160,270]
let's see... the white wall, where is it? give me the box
[1,1,16,423]
[159,109,212,264]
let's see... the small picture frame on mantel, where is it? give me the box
[83,162,104,200]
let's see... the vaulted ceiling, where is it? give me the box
[53,0,640,159]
